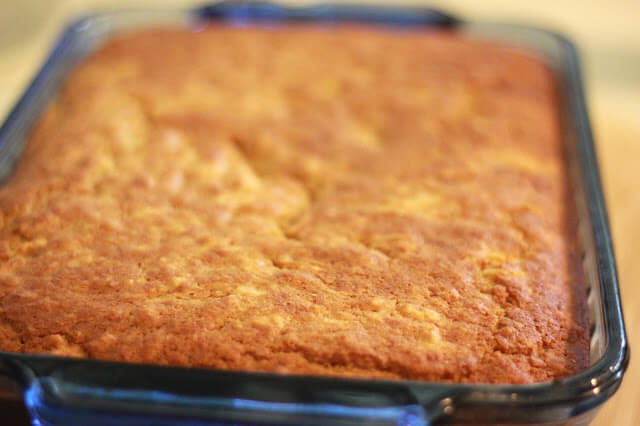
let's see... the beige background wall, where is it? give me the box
[0,1,638,425]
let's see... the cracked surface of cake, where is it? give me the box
[0,25,588,383]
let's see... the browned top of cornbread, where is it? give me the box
[0,25,588,383]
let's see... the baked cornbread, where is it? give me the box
[0,25,588,384]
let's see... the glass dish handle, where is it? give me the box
[24,376,430,426]
[193,0,460,28]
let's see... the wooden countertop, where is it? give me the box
[0,1,638,424]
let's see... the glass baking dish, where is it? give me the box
[0,1,629,425]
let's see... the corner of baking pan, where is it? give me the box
[0,12,99,183]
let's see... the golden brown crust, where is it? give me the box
[0,25,589,383]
